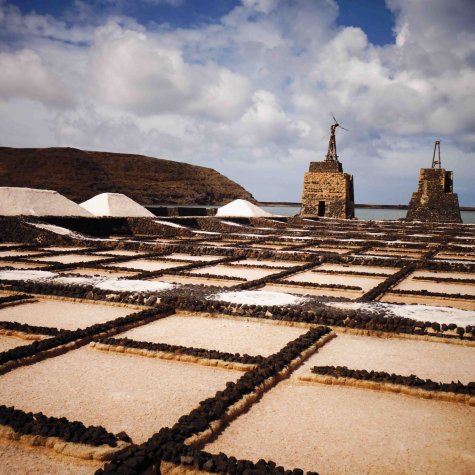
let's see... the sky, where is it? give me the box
[0,0,474,205]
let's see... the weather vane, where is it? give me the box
[325,113,348,161]
[432,139,441,168]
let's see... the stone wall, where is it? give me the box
[300,161,355,219]
[406,168,462,223]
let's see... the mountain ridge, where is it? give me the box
[0,147,255,205]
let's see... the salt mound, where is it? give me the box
[209,290,306,306]
[216,199,273,218]
[0,187,92,217]
[80,193,154,217]
[326,302,475,327]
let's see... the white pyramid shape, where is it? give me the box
[0,187,93,217]
[80,193,154,217]
[215,199,274,218]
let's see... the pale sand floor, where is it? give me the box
[395,278,475,296]
[316,264,398,275]
[190,265,279,281]
[261,284,362,299]
[118,314,305,356]
[293,333,475,383]
[285,271,384,292]
[0,334,31,352]
[166,253,223,261]
[105,259,187,271]
[206,382,475,474]
[0,441,92,475]
[40,247,87,252]
[412,270,475,280]
[93,250,146,256]
[58,268,137,278]
[230,259,302,268]
[435,253,475,261]
[153,275,244,287]
[302,247,350,254]
[248,244,289,249]
[380,293,475,311]
[0,250,44,257]
[0,299,133,330]
[36,255,109,264]
[0,261,48,269]
[0,348,239,443]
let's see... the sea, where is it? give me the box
[261,206,475,224]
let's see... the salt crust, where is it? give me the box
[0,299,132,330]
[117,314,306,357]
[206,382,475,474]
[28,222,84,238]
[154,220,186,229]
[327,301,475,326]
[216,199,274,218]
[295,333,475,384]
[298,375,474,405]
[0,348,239,444]
[0,187,92,217]
[0,270,175,293]
[80,193,154,217]
[209,290,306,306]
[0,439,93,474]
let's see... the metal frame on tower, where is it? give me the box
[325,114,348,161]
[432,140,441,168]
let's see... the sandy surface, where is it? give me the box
[294,333,475,383]
[40,247,87,252]
[0,299,132,330]
[105,259,187,271]
[0,261,48,269]
[316,264,398,275]
[261,284,361,299]
[155,275,244,287]
[118,313,305,356]
[285,271,384,291]
[36,254,108,264]
[0,440,93,475]
[0,347,239,444]
[435,252,475,261]
[412,270,475,280]
[395,278,475,296]
[94,250,146,256]
[166,253,222,261]
[0,334,31,352]
[58,268,137,278]
[302,246,350,254]
[190,265,278,280]
[206,382,475,474]
[230,259,302,268]
[380,293,475,311]
[0,250,44,257]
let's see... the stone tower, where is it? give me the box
[406,141,462,223]
[300,119,354,219]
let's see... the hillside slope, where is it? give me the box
[0,147,255,205]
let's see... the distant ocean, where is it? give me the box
[261,206,475,224]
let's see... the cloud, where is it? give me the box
[0,0,474,205]
[0,49,75,107]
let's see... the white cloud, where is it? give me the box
[0,49,74,107]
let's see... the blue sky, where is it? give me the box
[0,0,474,205]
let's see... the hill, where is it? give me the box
[0,147,255,205]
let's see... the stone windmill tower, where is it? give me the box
[300,115,355,219]
[406,140,462,223]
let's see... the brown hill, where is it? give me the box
[0,147,255,205]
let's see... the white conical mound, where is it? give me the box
[0,187,92,217]
[80,193,154,217]
[215,199,273,218]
